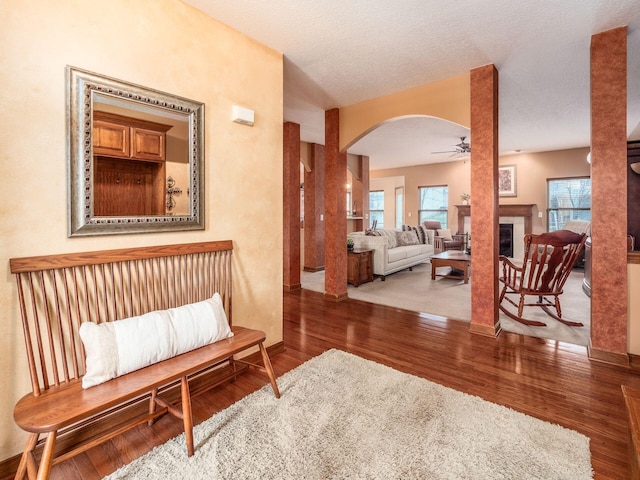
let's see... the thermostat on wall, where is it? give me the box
[232,105,255,126]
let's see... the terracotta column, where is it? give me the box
[283,122,301,291]
[303,144,325,272]
[590,26,628,364]
[324,108,348,301]
[469,64,500,337]
[361,156,370,227]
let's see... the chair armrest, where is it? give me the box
[499,256,523,271]
[499,255,524,285]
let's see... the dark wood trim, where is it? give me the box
[324,292,349,302]
[469,322,502,337]
[283,284,302,291]
[303,266,325,272]
[628,252,640,264]
[588,345,630,366]
[629,353,640,371]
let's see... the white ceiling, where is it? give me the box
[184,0,640,169]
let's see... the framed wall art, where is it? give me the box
[498,165,517,197]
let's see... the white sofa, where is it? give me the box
[348,228,435,280]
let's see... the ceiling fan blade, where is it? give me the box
[431,150,457,154]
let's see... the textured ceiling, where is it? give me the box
[184,0,640,169]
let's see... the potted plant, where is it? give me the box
[460,193,471,205]
[347,238,355,251]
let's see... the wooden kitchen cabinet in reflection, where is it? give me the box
[93,112,171,216]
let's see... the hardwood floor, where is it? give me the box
[6,288,638,479]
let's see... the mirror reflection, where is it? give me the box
[67,66,205,236]
[92,94,190,216]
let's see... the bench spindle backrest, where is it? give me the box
[10,241,233,397]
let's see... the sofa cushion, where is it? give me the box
[396,230,419,246]
[387,248,407,263]
[404,244,429,258]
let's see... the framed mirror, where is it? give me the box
[67,66,205,236]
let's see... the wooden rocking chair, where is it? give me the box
[499,230,587,326]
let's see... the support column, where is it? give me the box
[303,144,325,272]
[590,26,628,364]
[469,64,501,337]
[283,122,301,291]
[361,156,370,227]
[324,108,348,301]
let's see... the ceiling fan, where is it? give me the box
[431,136,471,156]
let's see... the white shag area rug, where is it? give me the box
[105,349,592,480]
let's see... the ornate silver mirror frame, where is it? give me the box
[67,66,205,236]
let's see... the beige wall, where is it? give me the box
[371,147,591,233]
[339,73,471,151]
[0,0,283,460]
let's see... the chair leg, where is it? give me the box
[554,296,562,318]
[517,294,526,318]
[259,342,281,399]
[181,376,194,457]
[498,284,507,303]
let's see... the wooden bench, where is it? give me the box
[10,241,280,480]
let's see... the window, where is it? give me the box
[369,190,384,228]
[418,186,448,228]
[547,177,591,231]
[395,186,404,229]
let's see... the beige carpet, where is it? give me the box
[105,349,592,479]
[302,262,591,346]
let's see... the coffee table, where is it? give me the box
[431,250,471,284]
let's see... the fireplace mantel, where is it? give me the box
[455,204,535,234]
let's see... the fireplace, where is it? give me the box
[500,223,514,257]
[456,204,535,259]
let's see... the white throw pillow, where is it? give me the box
[79,293,233,389]
[437,228,453,240]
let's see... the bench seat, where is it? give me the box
[14,326,269,434]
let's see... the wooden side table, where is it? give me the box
[347,249,374,287]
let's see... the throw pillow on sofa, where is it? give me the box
[377,229,399,248]
[396,230,420,246]
[402,224,431,245]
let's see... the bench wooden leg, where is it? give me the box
[148,388,158,426]
[229,355,238,382]
[181,376,194,457]
[259,343,281,399]
[14,432,38,480]
[36,431,56,480]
